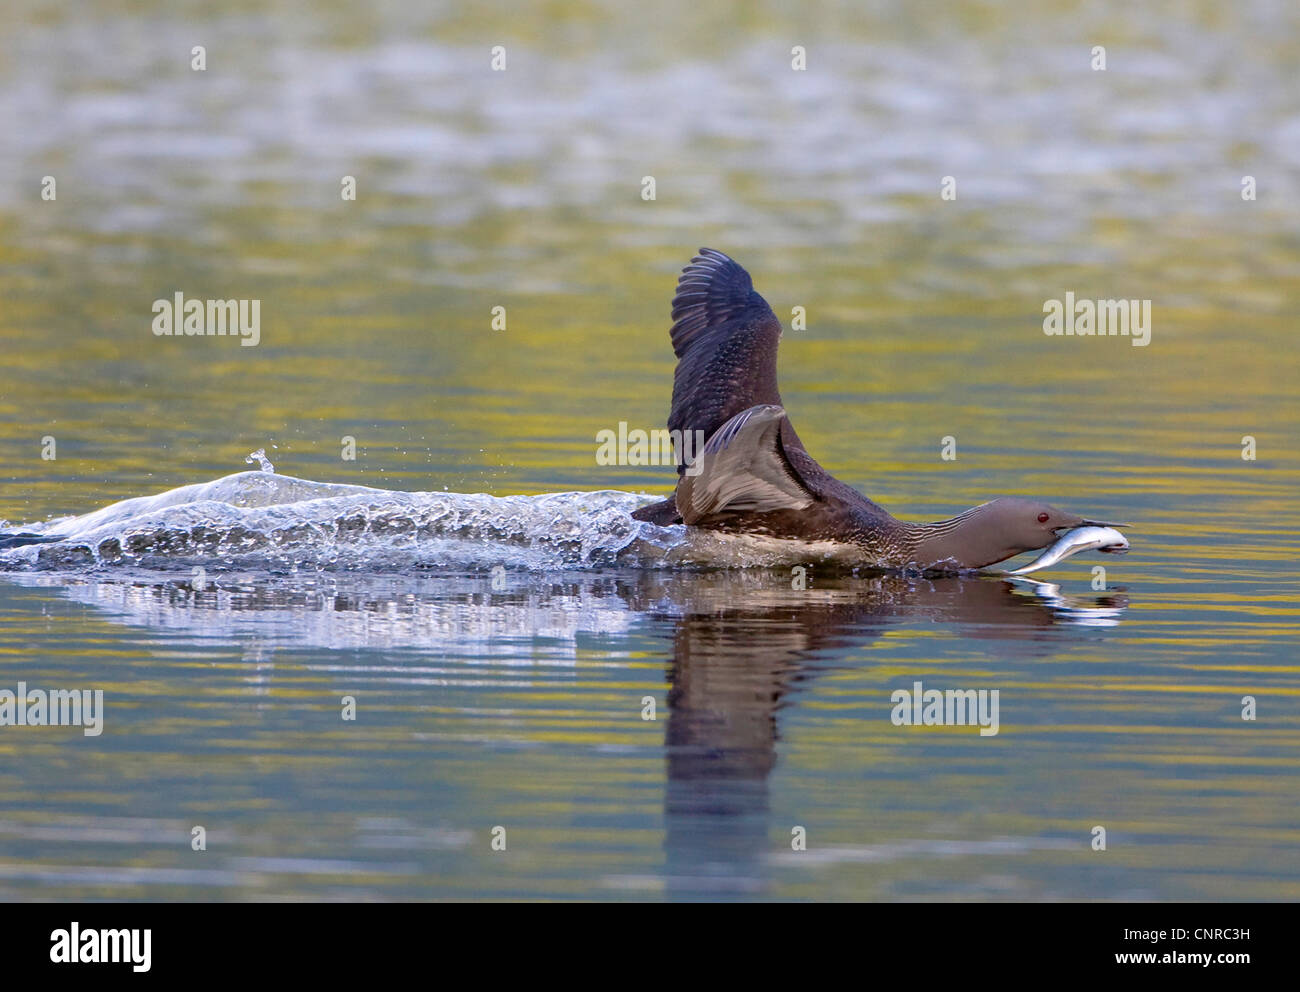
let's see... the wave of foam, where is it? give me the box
[0,471,861,574]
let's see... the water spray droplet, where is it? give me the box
[245,448,275,473]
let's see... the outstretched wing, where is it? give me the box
[676,405,814,525]
[632,248,889,529]
[667,248,785,476]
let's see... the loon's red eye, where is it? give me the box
[1037,512,1050,523]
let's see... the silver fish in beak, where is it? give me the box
[1007,525,1130,575]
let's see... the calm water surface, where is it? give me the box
[0,1,1297,900]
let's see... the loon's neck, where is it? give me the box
[893,507,1022,570]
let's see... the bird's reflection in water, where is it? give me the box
[625,572,1129,900]
[2,567,1126,898]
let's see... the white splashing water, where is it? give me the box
[244,448,275,473]
[0,472,857,574]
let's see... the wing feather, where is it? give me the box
[666,248,785,475]
[678,405,813,525]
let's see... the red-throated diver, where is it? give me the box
[630,248,1127,571]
